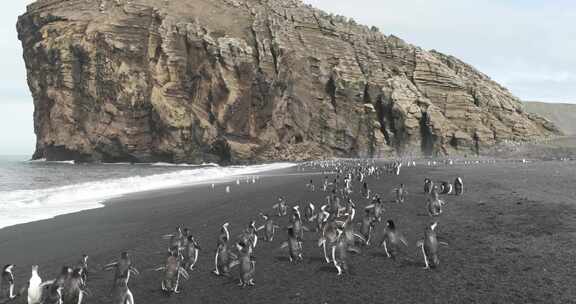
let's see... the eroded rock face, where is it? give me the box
[17,0,560,163]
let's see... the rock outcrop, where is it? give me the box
[17,0,560,163]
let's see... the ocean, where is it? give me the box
[0,155,294,229]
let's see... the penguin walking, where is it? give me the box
[359,210,377,246]
[103,252,139,292]
[331,227,359,276]
[416,222,447,269]
[183,235,201,271]
[454,177,464,195]
[318,219,339,264]
[304,203,316,224]
[111,277,134,304]
[280,227,303,263]
[439,181,453,195]
[231,242,256,287]
[77,255,89,288]
[155,250,189,294]
[380,220,408,259]
[365,197,384,223]
[1,264,16,301]
[394,184,407,203]
[257,214,280,242]
[213,223,232,276]
[62,268,86,304]
[289,206,308,241]
[238,221,258,249]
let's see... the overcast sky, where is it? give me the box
[0,0,574,155]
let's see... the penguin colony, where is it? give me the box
[0,159,466,303]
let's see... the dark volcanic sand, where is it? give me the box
[1,161,576,303]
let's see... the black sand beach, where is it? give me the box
[1,161,576,303]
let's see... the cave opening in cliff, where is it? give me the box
[420,112,434,156]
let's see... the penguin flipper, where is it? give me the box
[129,267,140,276]
[39,280,56,288]
[279,242,289,250]
[178,268,190,280]
[102,262,118,270]
[229,261,240,269]
[256,226,265,231]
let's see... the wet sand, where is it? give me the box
[1,161,576,303]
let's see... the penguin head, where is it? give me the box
[81,254,89,263]
[60,266,72,275]
[3,264,14,273]
[31,265,39,273]
[121,251,129,259]
[386,220,395,230]
[223,222,230,229]
[249,221,256,230]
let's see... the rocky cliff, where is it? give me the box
[17,0,560,163]
[525,101,575,136]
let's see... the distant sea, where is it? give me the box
[0,155,294,229]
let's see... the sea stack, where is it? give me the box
[17,0,560,164]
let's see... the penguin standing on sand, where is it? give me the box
[273,197,288,216]
[111,277,134,304]
[280,227,303,263]
[395,184,407,203]
[416,222,447,269]
[27,265,43,304]
[289,206,308,241]
[77,255,89,288]
[427,190,445,217]
[183,235,201,271]
[304,202,316,224]
[331,227,359,276]
[380,220,408,259]
[257,214,280,242]
[1,264,16,301]
[156,250,189,294]
[439,181,453,195]
[454,177,464,195]
[424,178,434,194]
[231,242,256,287]
[214,223,233,276]
[41,283,63,304]
[239,221,258,249]
[62,268,86,304]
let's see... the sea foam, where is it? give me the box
[0,162,295,229]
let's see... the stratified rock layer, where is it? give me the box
[17,0,560,163]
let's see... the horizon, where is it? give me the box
[0,0,574,155]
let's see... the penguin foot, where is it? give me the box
[212,270,220,276]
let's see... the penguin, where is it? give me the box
[316,205,330,232]
[416,222,447,269]
[225,186,231,193]
[238,221,258,249]
[380,220,408,259]
[231,242,256,287]
[162,226,185,254]
[62,268,85,304]
[77,255,89,288]
[304,202,316,224]
[273,197,287,216]
[257,214,280,242]
[318,219,339,263]
[55,266,72,290]
[27,265,43,304]
[156,249,189,294]
[212,241,237,277]
[182,235,201,271]
[439,181,453,195]
[280,227,303,263]
[0,264,16,301]
[395,184,407,203]
[340,210,365,247]
[110,277,134,304]
[41,283,63,304]
[424,178,434,194]
[454,177,464,196]
[427,190,445,217]
[365,197,384,222]
[289,206,308,241]
[331,227,359,276]
[359,210,376,246]
[213,223,232,276]
[103,252,139,290]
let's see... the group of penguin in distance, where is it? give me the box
[0,159,464,303]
